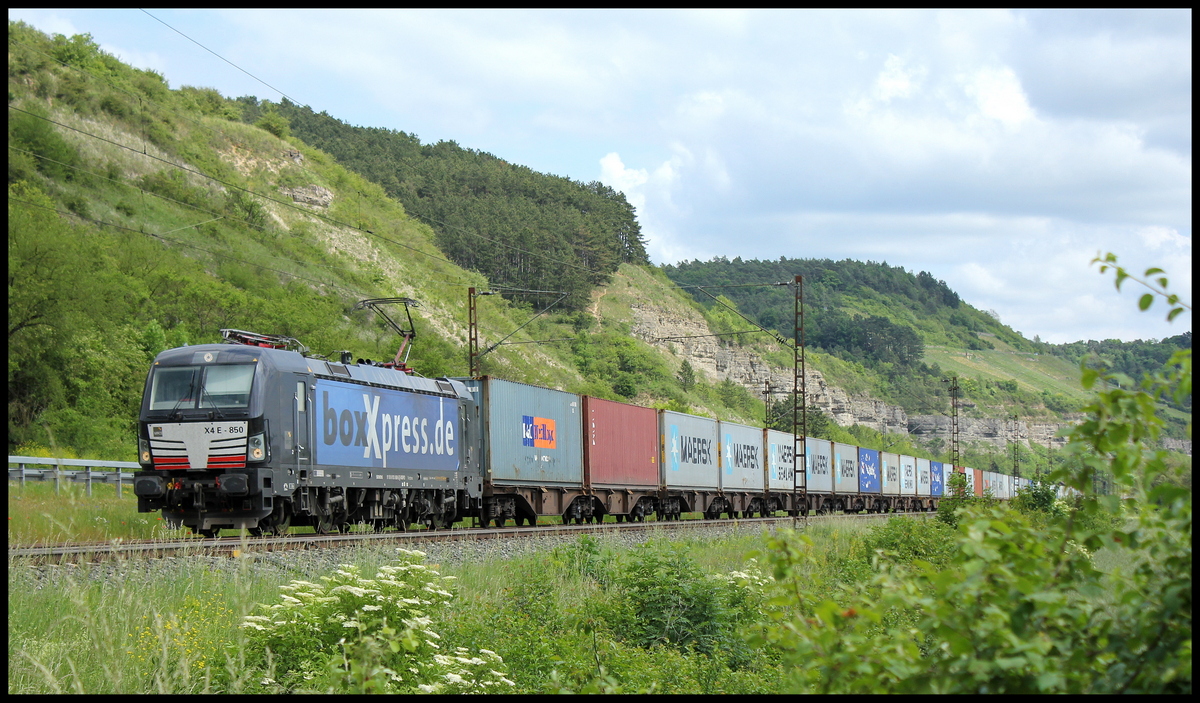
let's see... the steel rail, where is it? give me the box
[8,511,930,563]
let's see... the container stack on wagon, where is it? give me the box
[133,330,1036,535]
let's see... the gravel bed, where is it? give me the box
[12,520,787,589]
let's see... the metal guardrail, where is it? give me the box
[8,455,141,498]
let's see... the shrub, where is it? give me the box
[239,548,513,693]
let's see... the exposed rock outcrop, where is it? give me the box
[629,294,1192,456]
[280,184,333,208]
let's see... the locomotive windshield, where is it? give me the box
[148,364,256,411]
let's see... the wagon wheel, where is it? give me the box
[197,528,220,538]
[314,512,336,535]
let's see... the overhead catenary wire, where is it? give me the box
[129,11,618,281]
[13,19,618,287]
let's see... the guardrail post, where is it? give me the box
[54,467,61,496]
[85,465,93,497]
[115,471,123,498]
[19,462,26,492]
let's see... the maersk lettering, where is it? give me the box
[723,437,760,471]
[840,460,856,480]
[317,381,457,471]
[681,436,713,465]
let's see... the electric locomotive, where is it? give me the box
[132,327,482,537]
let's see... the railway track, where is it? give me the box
[8,511,930,563]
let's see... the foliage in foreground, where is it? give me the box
[239,548,513,693]
[754,254,1191,694]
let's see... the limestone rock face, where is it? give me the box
[627,295,1199,455]
[280,184,333,208]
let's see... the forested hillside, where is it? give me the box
[664,257,1191,428]
[8,23,1188,464]
[5,23,743,460]
[249,99,649,310]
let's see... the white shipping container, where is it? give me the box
[832,442,858,495]
[881,452,900,495]
[917,457,932,497]
[718,421,765,492]
[803,436,832,493]
[900,455,917,496]
[766,429,800,491]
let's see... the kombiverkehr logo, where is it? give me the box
[522,416,556,448]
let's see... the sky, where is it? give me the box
[9,9,1192,344]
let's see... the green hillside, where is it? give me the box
[7,22,1189,463]
[665,257,1191,434]
[5,23,762,459]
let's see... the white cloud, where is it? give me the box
[963,66,1035,128]
[875,54,923,102]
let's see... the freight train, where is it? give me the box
[132,327,1038,537]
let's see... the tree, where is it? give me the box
[754,252,1192,694]
[677,360,696,392]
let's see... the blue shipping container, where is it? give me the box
[859,447,881,493]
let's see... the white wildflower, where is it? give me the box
[443,673,465,684]
[479,649,501,662]
[417,684,438,693]
[240,621,266,631]
[331,585,369,597]
[260,677,275,685]
[342,620,360,628]
[362,604,382,611]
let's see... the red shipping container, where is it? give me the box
[582,396,659,487]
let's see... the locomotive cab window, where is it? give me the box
[149,364,256,411]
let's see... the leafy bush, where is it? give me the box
[751,253,1192,694]
[607,541,768,667]
[239,548,513,693]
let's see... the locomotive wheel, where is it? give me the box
[266,512,292,536]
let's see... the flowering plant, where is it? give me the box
[240,548,513,693]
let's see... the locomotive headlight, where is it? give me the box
[248,433,266,462]
[139,438,151,464]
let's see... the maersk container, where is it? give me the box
[900,455,917,496]
[833,442,859,495]
[943,463,959,496]
[582,396,658,487]
[765,429,799,491]
[718,421,765,492]
[930,460,943,497]
[916,457,931,497]
[969,468,982,496]
[661,410,719,490]
[467,377,583,486]
[881,452,900,495]
[858,447,881,493]
[804,436,833,494]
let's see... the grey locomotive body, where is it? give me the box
[133,335,482,536]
